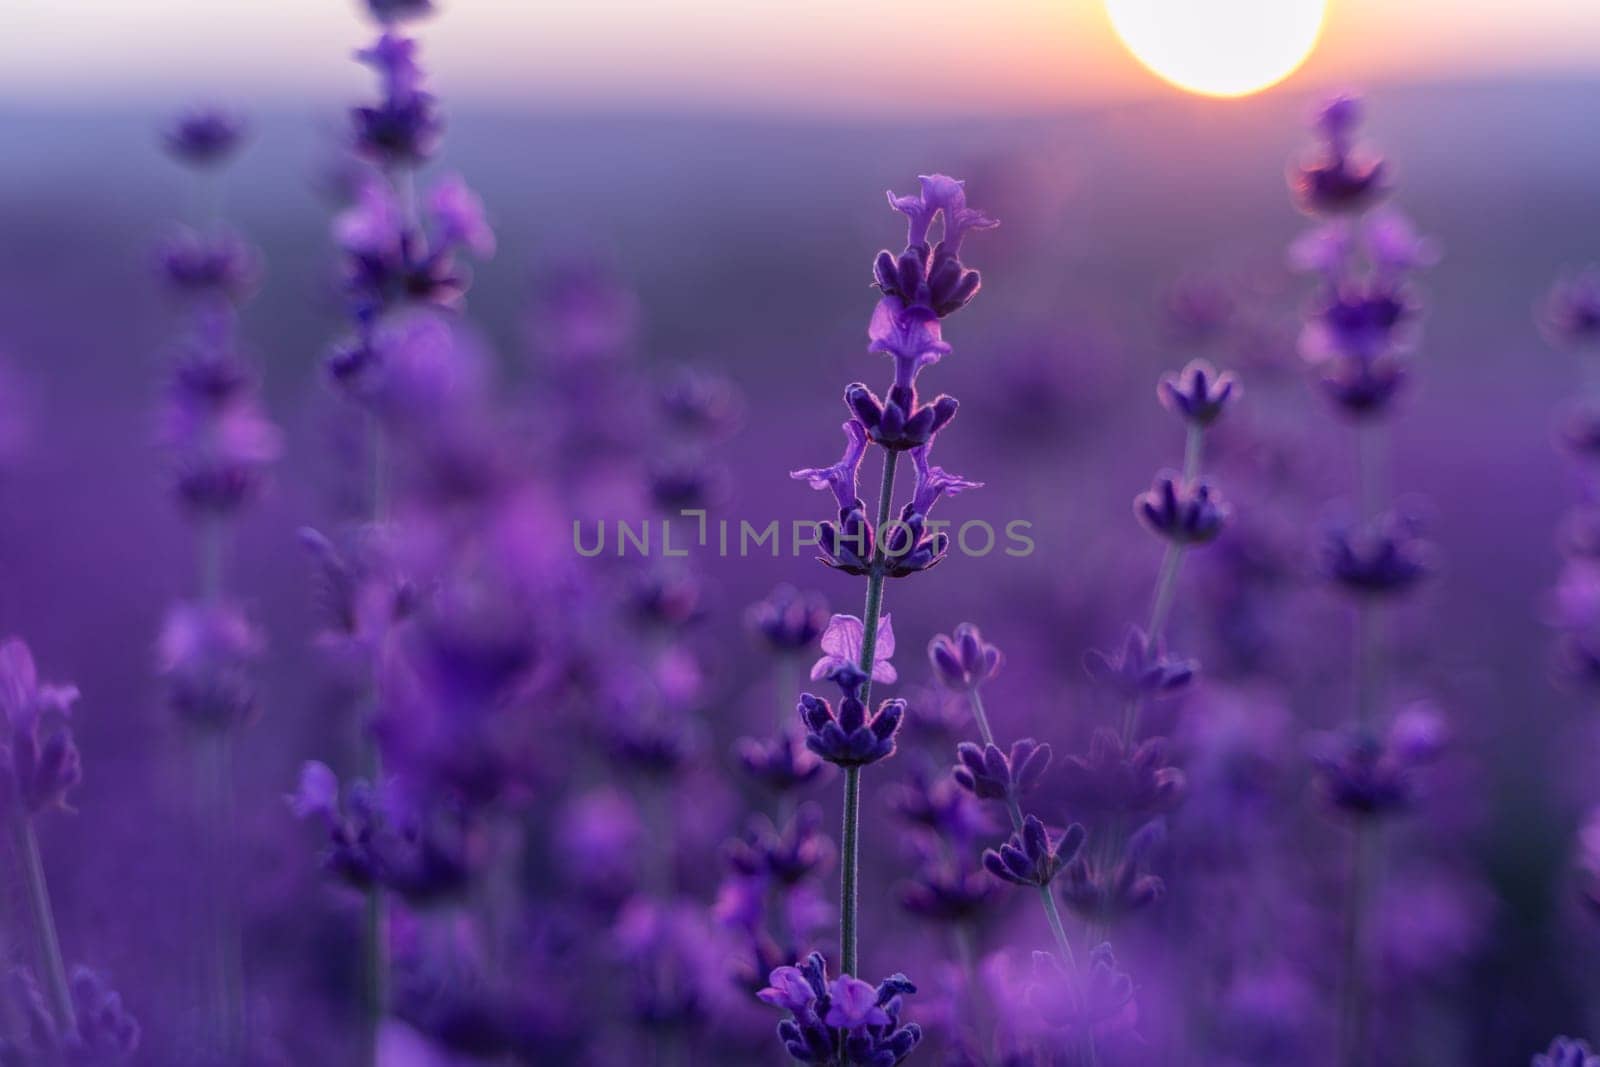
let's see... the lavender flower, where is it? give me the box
[1323,511,1433,596]
[352,32,442,167]
[1289,94,1388,217]
[897,858,994,924]
[759,953,922,1065]
[811,613,897,686]
[1057,729,1186,818]
[1025,944,1135,1039]
[724,805,836,887]
[162,107,246,167]
[927,623,1003,692]
[1311,704,1448,817]
[1135,472,1231,544]
[155,227,262,301]
[1158,359,1240,427]
[0,639,81,817]
[1538,270,1600,350]
[1534,1038,1600,1067]
[1082,626,1196,700]
[749,585,831,654]
[736,730,829,793]
[982,814,1086,889]
[953,739,1052,802]
[796,691,905,768]
[158,601,265,731]
[1059,820,1168,922]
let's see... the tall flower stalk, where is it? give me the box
[1288,93,1441,1067]
[156,104,277,1061]
[773,174,992,1065]
[0,639,140,1062]
[305,2,495,1061]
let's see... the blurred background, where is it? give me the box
[3,1,1600,1064]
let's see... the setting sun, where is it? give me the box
[1106,0,1327,98]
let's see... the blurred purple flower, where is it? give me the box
[158,601,265,731]
[0,639,82,817]
[162,107,246,167]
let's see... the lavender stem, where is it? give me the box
[362,416,391,1066]
[1123,426,1206,746]
[840,447,899,979]
[969,688,1079,975]
[8,811,74,1035]
[1339,422,1386,1067]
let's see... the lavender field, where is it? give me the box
[3,2,1600,1065]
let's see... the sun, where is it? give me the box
[1106,0,1328,99]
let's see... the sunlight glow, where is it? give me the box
[1105,0,1328,98]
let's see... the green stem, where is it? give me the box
[8,812,74,1035]
[969,689,1078,975]
[362,418,391,1067]
[839,448,899,982]
[1339,422,1387,1067]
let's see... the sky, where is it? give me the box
[4,0,1599,114]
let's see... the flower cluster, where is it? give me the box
[1290,96,1436,419]
[759,953,922,1065]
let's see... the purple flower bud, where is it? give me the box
[896,858,994,924]
[1301,279,1415,364]
[887,768,991,842]
[158,601,265,731]
[1289,95,1388,216]
[1318,353,1407,418]
[1311,708,1447,818]
[1534,1037,1600,1067]
[68,967,141,1060]
[1557,401,1600,461]
[1323,511,1432,596]
[1059,820,1168,922]
[927,622,1003,691]
[1157,359,1240,427]
[1540,271,1600,351]
[953,738,1051,802]
[155,227,262,301]
[1083,627,1196,700]
[427,174,496,258]
[365,0,436,24]
[761,952,921,1064]
[796,691,904,768]
[1026,943,1136,1038]
[748,585,830,654]
[982,814,1085,888]
[1058,728,1187,818]
[162,107,246,168]
[735,730,829,793]
[0,639,82,817]
[723,804,834,887]
[1135,472,1230,545]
